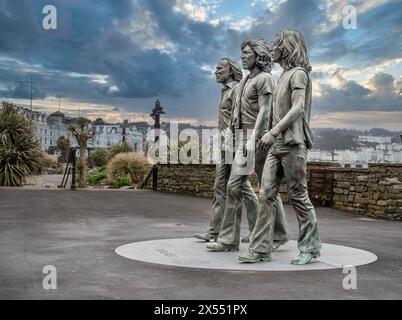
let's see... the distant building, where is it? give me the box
[92,123,149,154]
[307,134,402,166]
[357,135,392,144]
[308,149,333,162]
[18,106,151,154]
[30,110,76,151]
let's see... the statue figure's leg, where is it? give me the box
[195,162,230,241]
[207,162,231,236]
[272,194,289,244]
[241,179,258,234]
[255,146,289,244]
[249,150,282,254]
[207,135,257,251]
[281,145,321,255]
[217,168,256,246]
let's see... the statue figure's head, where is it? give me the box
[272,29,311,72]
[240,37,272,72]
[215,57,243,84]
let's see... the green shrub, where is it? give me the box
[54,165,65,174]
[110,141,134,157]
[0,102,43,186]
[147,138,210,164]
[86,169,107,185]
[89,148,110,167]
[111,176,131,188]
[42,153,58,169]
[107,152,151,184]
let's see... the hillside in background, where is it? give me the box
[312,128,402,151]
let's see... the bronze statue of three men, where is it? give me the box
[194,30,321,265]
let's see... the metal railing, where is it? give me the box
[58,147,77,190]
[139,164,158,191]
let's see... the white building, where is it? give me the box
[308,149,333,162]
[357,135,392,144]
[93,124,146,154]
[31,110,75,151]
[329,145,402,167]
[19,106,153,155]
[308,134,402,166]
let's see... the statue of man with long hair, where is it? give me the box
[239,30,321,265]
[207,37,289,252]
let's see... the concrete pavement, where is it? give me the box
[0,189,401,299]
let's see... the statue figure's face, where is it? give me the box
[272,38,284,63]
[214,60,231,84]
[241,45,256,70]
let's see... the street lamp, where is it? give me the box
[149,99,165,191]
[150,99,165,143]
[122,119,128,143]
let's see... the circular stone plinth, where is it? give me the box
[115,238,377,271]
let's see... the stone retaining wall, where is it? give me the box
[152,163,402,220]
[331,164,402,220]
[156,164,216,197]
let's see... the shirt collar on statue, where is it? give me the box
[248,69,263,79]
[223,81,237,91]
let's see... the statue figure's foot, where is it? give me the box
[206,242,239,252]
[272,239,289,252]
[241,233,251,243]
[291,252,320,265]
[238,252,272,263]
[193,233,217,242]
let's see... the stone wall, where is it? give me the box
[331,164,402,220]
[156,164,216,197]
[152,163,402,220]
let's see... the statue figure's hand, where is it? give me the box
[260,132,276,150]
[221,128,232,152]
[246,138,255,152]
[231,116,240,130]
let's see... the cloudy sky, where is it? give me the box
[0,0,401,129]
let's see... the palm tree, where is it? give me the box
[68,117,95,188]
[56,136,70,163]
[0,102,43,186]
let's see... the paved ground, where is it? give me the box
[0,188,401,300]
[23,174,64,189]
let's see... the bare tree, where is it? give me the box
[68,117,95,188]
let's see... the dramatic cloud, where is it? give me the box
[0,0,400,128]
[312,0,402,65]
[314,71,402,113]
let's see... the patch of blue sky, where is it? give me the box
[214,0,255,21]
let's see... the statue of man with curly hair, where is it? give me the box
[239,30,321,265]
[207,37,289,253]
